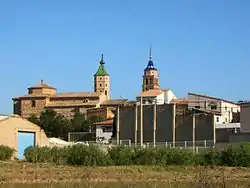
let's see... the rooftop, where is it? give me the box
[94,54,109,76]
[51,92,101,98]
[46,100,100,108]
[137,89,169,97]
[101,99,128,106]
[28,80,56,90]
[93,119,113,125]
[170,98,188,104]
[188,92,238,105]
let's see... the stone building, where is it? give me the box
[12,54,130,119]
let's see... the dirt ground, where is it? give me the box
[0,161,250,187]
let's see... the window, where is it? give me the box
[225,118,227,123]
[106,84,108,87]
[100,78,102,80]
[195,105,200,109]
[231,108,233,112]
[150,78,154,84]
[31,100,36,107]
[225,106,227,111]
[100,90,102,92]
[146,79,148,85]
[211,105,217,110]
[100,83,102,87]
[216,117,219,122]
[105,90,108,95]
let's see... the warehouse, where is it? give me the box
[0,114,48,159]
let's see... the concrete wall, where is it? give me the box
[117,104,215,144]
[241,103,250,131]
[0,116,48,158]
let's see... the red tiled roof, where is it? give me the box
[93,119,113,125]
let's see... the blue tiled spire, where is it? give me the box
[144,47,157,71]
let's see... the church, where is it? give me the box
[12,54,130,119]
[137,48,177,105]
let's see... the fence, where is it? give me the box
[68,132,96,142]
[118,139,215,153]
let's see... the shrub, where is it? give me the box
[23,142,250,167]
[0,145,15,160]
[197,148,221,166]
[67,144,110,166]
[108,146,136,165]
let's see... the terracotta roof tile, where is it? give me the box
[12,94,50,100]
[137,89,163,97]
[46,100,100,108]
[28,80,56,90]
[93,119,113,125]
[170,98,188,104]
[101,99,128,105]
[51,92,100,98]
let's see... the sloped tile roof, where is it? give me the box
[93,119,113,125]
[51,92,100,98]
[45,100,100,108]
[101,99,128,105]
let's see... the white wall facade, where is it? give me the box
[96,124,113,142]
[188,93,240,124]
[136,89,176,105]
[220,101,240,124]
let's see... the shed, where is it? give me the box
[0,115,48,159]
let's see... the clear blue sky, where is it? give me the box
[0,0,250,114]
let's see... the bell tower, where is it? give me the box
[142,48,159,92]
[94,54,110,100]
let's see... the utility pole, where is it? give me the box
[135,104,138,146]
[153,101,157,147]
[140,96,143,147]
[172,104,176,148]
[116,106,120,145]
[192,110,196,152]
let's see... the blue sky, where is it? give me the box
[0,0,250,114]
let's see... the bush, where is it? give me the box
[24,146,68,164]
[0,145,15,160]
[67,144,110,166]
[108,146,195,166]
[23,143,250,167]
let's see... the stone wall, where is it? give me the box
[20,98,47,118]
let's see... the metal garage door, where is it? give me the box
[17,131,35,159]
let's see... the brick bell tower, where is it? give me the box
[94,54,110,100]
[142,48,159,92]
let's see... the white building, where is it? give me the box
[188,92,240,124]
[136,89,177,105]
[94,119,113,143]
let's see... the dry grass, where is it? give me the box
[0,161,250,187]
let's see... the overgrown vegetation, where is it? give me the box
[23,142,250,167]
[0,145,15,160]
[27,109,105,140]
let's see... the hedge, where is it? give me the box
[0,145,15,161]
[24,142,250,167]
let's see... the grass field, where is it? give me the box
[0,161,250,187]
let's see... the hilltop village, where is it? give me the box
[12,48,241,124]
[0,48,249,160]
[7,48,250,150]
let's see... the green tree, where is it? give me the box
[27,114,40,125]
[71,111,88,132]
